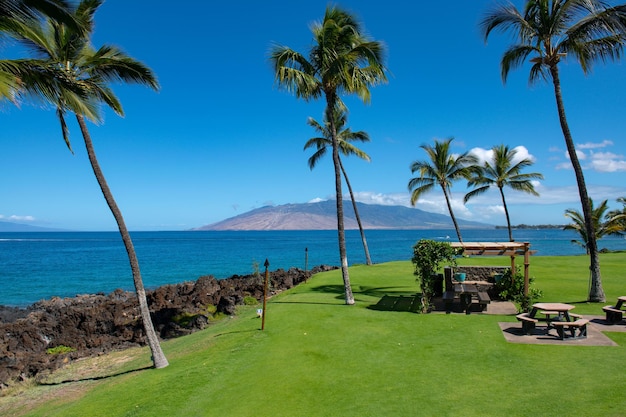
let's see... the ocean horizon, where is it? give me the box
[2,229,624,307]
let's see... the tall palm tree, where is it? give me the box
[564,198,626,253]
[480,0,626,302]
[305,109,372,265]
[271,6,387,305]
[9,0,168,368]
[464,145,544,241]
[408,138,477,243]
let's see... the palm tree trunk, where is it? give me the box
[76,115,169,367]
[499,186,514,242]
[549,66,605,302]
[441,184,463,243]
[339,159,372,265]
[326,101,354,305]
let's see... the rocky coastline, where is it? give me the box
[0,265,336,387]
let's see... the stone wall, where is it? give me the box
[452,266,510,282]
[444,266,511,297]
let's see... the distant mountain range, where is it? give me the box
[0,221,66,232]
[193,200,492,231]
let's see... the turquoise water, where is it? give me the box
[1,229,624,306]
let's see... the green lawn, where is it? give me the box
[3,253,626,416]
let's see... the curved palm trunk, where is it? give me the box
[441,184,463,243]
[499,186,514,242]
[76,115,169,367]
[326,101,354,305]
[339,158,372,265]
[549,66,604,302]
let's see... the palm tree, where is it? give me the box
[607,197,626,232]
[564,198,626,253]
[464,145,544,241]
[270,6,387,305]
[305,109,373,265]
[0,0,76,101]
[8,0,168,368]
[480,0,626,302]
[408,138,477,243]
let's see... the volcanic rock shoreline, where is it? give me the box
[0,265,336,387]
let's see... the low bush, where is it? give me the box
[243,296,258,306]
[493,267,542,312]
[46,345,76,355]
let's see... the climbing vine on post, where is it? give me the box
[412,239,461,313]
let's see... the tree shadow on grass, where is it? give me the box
[38,365,153,386]
[305,284,421,311]
[309,284,416,298]
[567,300,599,305]
[367,294,421,313]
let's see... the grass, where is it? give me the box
[2,253,626,416]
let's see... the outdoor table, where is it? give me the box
[454,283,478,314]
[616,296,626,310]
[530,302,576,323]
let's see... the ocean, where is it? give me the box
[1,229,624,307]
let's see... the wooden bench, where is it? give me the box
[602,306,624,324]
[516,313,538,334]
[539,310,559,320]
[477,292,491,305]
[472,292,491,312]
[551,319,589,340]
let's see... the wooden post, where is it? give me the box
[262,258,269,330]
[523,243,530,297]
[304,247,308,282]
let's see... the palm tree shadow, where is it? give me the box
[308,284,420,310]
[310,284,416,298]
[38,365,153,386]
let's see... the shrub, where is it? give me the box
[493,267,542,312]
[46,345,76,355]
[172,312,200,327]
[243,296,258,306]
[412,239,461,313]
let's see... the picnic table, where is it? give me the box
[531,302,576,322]
[443,283,490,314]
[516,302,588,339]
[602,296,626,324]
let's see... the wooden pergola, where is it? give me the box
[450,242,534,296]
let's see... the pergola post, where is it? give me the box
[523,242,530,297]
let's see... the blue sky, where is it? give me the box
[2,0,625,231]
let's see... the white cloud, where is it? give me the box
[578,140,613,150]
[486,205,505,215]
[555,161,573,170]
[554,140,626,172]
[588,151,626,172]
[0,215,36,222]
[351,191,411,207]
[469,145,536,165]
[352,190,474,219]
[468,147,492,164]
